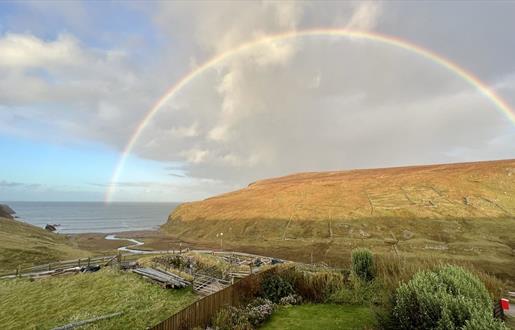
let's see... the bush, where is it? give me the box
[351,248,375,282]
[211,298,275,330]
[285,267,344,302]
[279,293,303,305]
[328,277,384,306]
[374,254,506,299]
[212,306,252,330]
[261,274,294,303]
[462,312,508,330]
[392,265,503,330]
[245,298,275,326]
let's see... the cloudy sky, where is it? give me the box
[0,1,514,202]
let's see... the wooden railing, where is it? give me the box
[0,252,151,278]
[151,267,276,330]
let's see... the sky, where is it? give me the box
[0,1,514,202]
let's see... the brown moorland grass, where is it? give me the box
[162,159,515,286]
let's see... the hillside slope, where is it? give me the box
[163,160,515,281]
[169,159,515,222]
[0,217,89,272]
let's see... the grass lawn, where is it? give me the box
[260,304,377,330]
[0,269,197,329]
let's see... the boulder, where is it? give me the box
[45,224,57,232]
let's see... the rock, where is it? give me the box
[81,265,101,272]
[359,229,370,238]
[0,204,15,219]
[402,230,414,240]
[45,224,57,232]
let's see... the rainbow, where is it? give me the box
[105,28,515,203]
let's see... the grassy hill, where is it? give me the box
[163,159,515,283]
[0,217,89,272]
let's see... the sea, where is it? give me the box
[5,202,180,234]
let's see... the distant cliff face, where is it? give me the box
[166,159,515,224]
[0,204,15,219]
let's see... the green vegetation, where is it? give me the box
[260,304,376,330]
[0,269,197,329]
[0,217,89,272]
[352,248,375,282]
[212,298,276,330]
[256,253,510,330]
[393,266,506,330]
[261,274,295,303]
[327,277,384,306]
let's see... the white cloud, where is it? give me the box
[0,32,160,149]
[0,33,80,68]
[345,2,382,30]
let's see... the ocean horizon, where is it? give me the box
[3,201,180,234]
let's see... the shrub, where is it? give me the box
[392,265,502,330]
[328,277,384,306]
[211,306,252,330]
[462,311,508,330]
[293,270,344,302]
[351,248,375,282]
[211,298,275,329]
[279,294,303,305]
[374,254,505,299]
[245,298,275,326]
[261,274,294,303]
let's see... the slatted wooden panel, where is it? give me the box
[0,255,116,277]
[493,301,505,320]
[151,267,276,330]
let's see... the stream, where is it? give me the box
[104,235,274,260]
[104,234,163,254]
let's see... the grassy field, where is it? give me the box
[0,269,197,329]
[162,160,515,285]
[260,304,376,330]
[0,217,90,272]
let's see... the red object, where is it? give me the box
[501,298,510,310]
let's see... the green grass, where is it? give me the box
[0,217,89,272]
[260,304,377,330]
[0,269,197,329]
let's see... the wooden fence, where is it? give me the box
[0,252,151,278]
[493,300,505,320]
[150,267,277,330]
